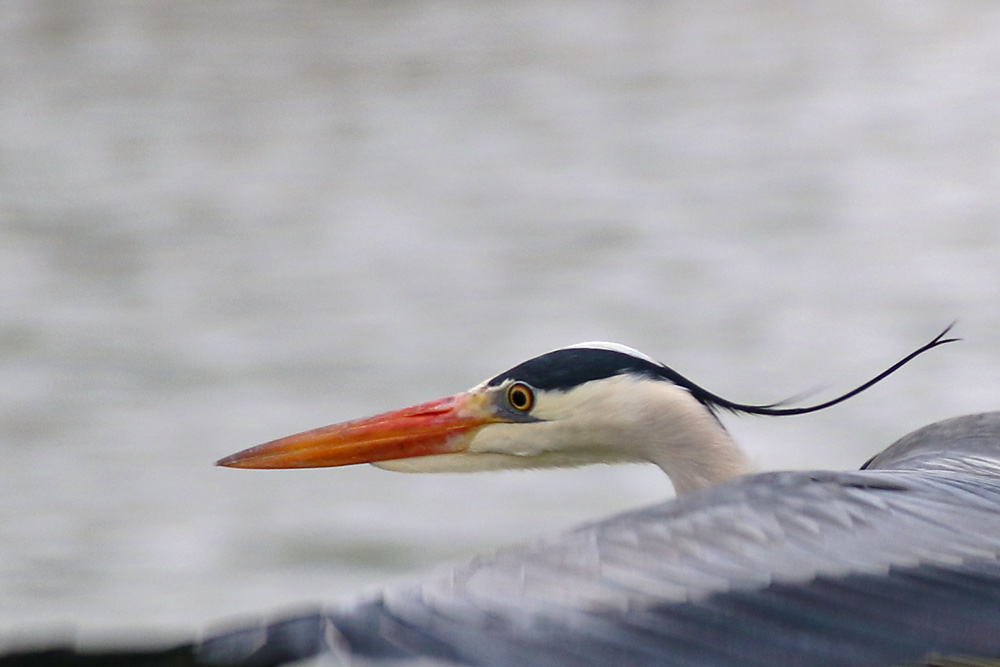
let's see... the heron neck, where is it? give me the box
[638,388,751,495]
[655,426,749,495]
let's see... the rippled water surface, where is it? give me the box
[2,0,1000,642]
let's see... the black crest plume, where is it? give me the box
[677,323,959,417]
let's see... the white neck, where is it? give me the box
[559,376,750,495]
[640,390,751,494]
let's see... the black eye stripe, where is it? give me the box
[483,325,957,419]
[488,348,665,391]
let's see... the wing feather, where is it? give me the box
[299,469,1000,666]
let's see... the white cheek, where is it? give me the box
[468,422,556,457]
[469,376,702,462]
[469,391,593,457]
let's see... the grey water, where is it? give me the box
[2,0,1000,646]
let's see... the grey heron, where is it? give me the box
[9,326,1000,667]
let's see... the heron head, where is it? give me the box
[216,343,721,475]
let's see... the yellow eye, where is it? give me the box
[506,382,535,412]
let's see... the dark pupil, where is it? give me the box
[511,387,529,409]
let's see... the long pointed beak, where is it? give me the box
[216,392,500,469]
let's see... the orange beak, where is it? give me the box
[216,392,501,469]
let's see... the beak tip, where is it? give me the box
[216,452,251,468]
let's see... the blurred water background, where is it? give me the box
[2,0,1000,647]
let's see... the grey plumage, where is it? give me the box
[187,412,1000,667]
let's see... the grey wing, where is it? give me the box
[191,468,1000,667]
